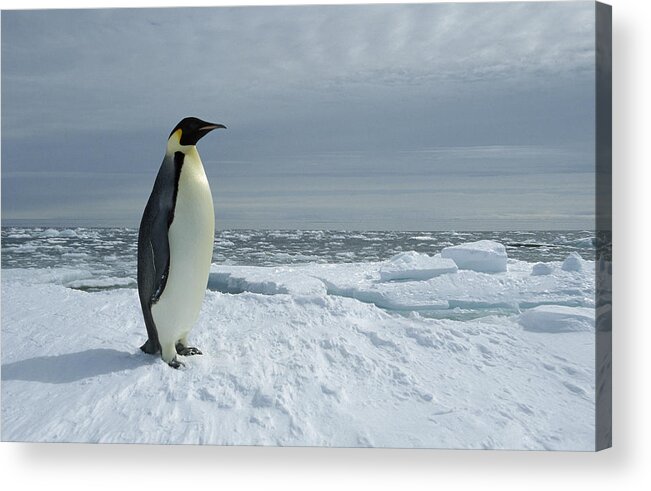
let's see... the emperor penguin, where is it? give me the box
[137,117,226,368]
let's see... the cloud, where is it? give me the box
[1,2,597,230]
[2,3,594,136]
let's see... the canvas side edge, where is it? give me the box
[595,0,612,452]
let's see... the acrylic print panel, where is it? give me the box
[0,1,611,450]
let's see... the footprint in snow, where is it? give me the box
[516,403,535,415]
[320,383,345,402]
[562,381,587,396]
[356,327,398,350]
[562,366,580,376]
[251,390,274,408]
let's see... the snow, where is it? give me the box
[1,240,597,450]
[440,240,508,273]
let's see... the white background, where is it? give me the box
[0,0,648,489]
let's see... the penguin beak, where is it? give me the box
[193,122,226,143]
[199,123,227,132]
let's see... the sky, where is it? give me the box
[1,1,597,230]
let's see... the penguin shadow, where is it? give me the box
[1,348,155,384]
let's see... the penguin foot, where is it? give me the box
[176,344,202,356]
[167,358,185,369]
[140,339,160,355]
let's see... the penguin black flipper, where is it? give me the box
[137,152,181,355]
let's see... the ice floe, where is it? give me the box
[519,305,595,333]
[440,240,508,273]
[379,251,458,281]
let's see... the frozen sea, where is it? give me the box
[1,228,609,449]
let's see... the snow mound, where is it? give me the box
[379,251,457,281]
[519,305,595,333]
[441,240,507,273]
[531,262,553,276]
[562,252,584,272]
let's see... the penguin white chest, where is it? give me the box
[151,150,215,343]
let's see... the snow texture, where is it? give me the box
[1,241,597,450]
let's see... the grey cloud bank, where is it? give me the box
[1,2,596,230]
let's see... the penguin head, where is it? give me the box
[168,117,226,147]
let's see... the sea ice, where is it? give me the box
[0,237,598,450]
[209,265,327,296]
[571,237,596,248]
[65,277,137,290]
[440,240,508,273]
[38,228,79,238]
[519,305,595,332]
[562,252,585,272]
[531,262,554,276]
[379,251,457,281]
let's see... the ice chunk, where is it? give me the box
[379,251,457,281]
[571,237,596,248]
[38,228,79,238]
[209,265,327,296]
[562,252,584,272]
[206,255,595,315]
[531,262,553,276]
[38,228,61,238]
[441,240,507,273]
[323,279,449,311]
[519,305,594,332]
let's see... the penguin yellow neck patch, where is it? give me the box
[166,128,191,154]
